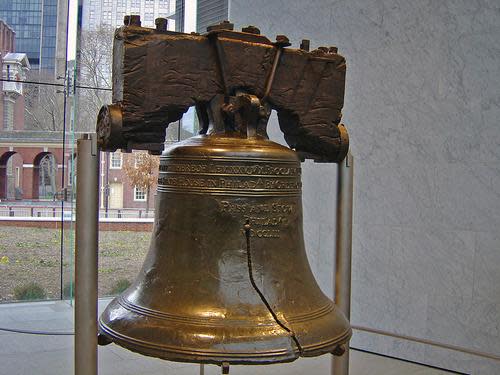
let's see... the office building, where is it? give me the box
[0,0,59,71]
[82,0,174,30]
[196,0,227,33]
[174,0,228,33]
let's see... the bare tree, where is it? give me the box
[122,152,159,214]
[24,70,65,131]
[23,27,114,132]
[75,26,114,132]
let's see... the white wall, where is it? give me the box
[229,1,500,374]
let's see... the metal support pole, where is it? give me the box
[199,364,205,375]
[332,152,353,375]
[75,134,99,375]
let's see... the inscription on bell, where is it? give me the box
[219,200,296,239]
[158,176,301,190]
[219,201,295,214]
[159,162,301,176]
[158,161,302,193]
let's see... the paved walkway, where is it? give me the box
[0,300,454,375]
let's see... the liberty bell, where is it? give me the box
[96,18,351,367]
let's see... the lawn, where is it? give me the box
[0,226,151,302]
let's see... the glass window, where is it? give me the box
[110,152,122,169]
[133,186,146,201]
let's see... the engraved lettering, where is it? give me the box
[218,201,295,215]
[220,200,295,239]
[158,161,302,194]
[160,162,301,177]
[240,228,281,238]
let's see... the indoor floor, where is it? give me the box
[0,300,461,375]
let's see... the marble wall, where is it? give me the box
[228,1,500,374]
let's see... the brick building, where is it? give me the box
[0,19,71,203]
[0,19,40,201]
[0,20,27,132]
[100,151,157,212]
[0,131,66,200]
[0,16,177,212]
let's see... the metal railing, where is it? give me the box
[0,205,154,220]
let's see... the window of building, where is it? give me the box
[110,152,122,169]
[102,10,112,24]
[15,167,20,188]
[134,186,147,201]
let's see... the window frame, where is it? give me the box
[133,186,147,202]
[110,151,122,169]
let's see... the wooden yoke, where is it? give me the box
[96,18,348,163]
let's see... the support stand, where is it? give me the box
[332,152,354,375]
[75,134,99,375]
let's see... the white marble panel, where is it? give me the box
[473,232,500,302]
[351,223,392,287]
[351,277,428,338]
[301,146,338,296]
[389,227,475,298]
[354,332,428,364]
[421,346,473,374]
[431,163,500,233]
[426,293,500,351]
[230,0,500,371]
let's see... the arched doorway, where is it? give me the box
[0,151,23,200]
[33,152,58,200]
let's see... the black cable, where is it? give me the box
[75,84,112,91]
[0,78,111,91]
[0,77,64,87]
[350,347,470,375]
[0,326,74,336]
[243,220,303,354]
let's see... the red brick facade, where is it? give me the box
[100,151,158,211]
[0,21,53,201]
[0,144,65,200]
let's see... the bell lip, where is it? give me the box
[98,282,352,364]
[98,320,297,365]
[98,319,351,365]
[98,305,352,365]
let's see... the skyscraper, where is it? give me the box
[174,0,228,33]
[196,0,227,33]
[82,0,174,30]
[0,0,58,71]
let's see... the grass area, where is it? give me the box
[0,226,151,302]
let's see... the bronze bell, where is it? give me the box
[97,21,351,367]
[99,97,351,366]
